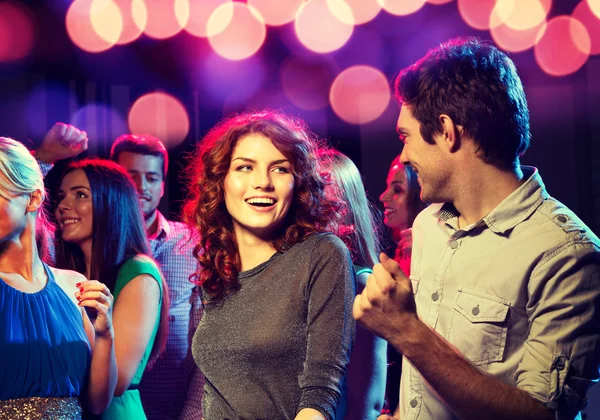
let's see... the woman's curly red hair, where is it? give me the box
[183,110,345,301]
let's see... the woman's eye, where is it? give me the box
[273,167,289,174]
[236,165,252,172]
[76,191,88,198]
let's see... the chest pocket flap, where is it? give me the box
[455,289,510,323]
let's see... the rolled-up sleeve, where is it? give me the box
[516,241,600,419]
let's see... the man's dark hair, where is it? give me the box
[395,37,530,169]
[110,134,169,178]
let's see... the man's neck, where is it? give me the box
[146,210,160,238]
[453,165,524,227]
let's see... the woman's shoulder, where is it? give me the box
[120,254,161,273]
[49,266,87,306]
[302,232,348,252]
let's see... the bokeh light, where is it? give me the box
[336,0,382,25]
[66,0,119,53]
[457,0,497,30]
[329,65,391,124]
[71,103,127,142]
[377,0,428,16]
[534,16,591,76]
[143,0,188,39]
[114,0,147,44]
[573,0,600,55]
[294,0,354,54]
[247,0,304,26]
[588,0,600,19]
[183,0,231,37]
[490,8,547,53]
[492,0,551,31]
[427,0,453,4]
[90,0,123,44]
[128,92,190,149]
[0,2,35,62]
[207,3,266,60]
[281,57,338,110]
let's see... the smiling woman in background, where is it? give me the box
[0,138,117,419]
[183,111,355,420]
[379,154,426,276]
[53,159,169,419]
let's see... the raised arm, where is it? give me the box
[355,250,600,420]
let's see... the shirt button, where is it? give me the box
[555,359,566,371]
[472,305,480,316]
[449,240,459,249]
[431,291,439,301]
[410,399,418,408]
[557,215,568,223]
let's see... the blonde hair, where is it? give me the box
[0,137,45,200]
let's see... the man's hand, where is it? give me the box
[35,122,88,163]
[353,253,419,346]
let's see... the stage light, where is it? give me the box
[457,0,497,30]
[492,0,551,31]
[377,0,428,17]
[66,0,119,53]
[294,0,354,54]
[0,2,35,62]
[588,0,600,19]
[247,0,304,26]
[207,3,266,60]
[573,0,600,55]
[337,0,382,25]
[143,0,188,40]
[534,16,591,77]
[183,0,231,37]
[71,103,127,143]
[128,92,190,149]
[329,65,390,125]
[490,6,547,53]
[113,0,147,44]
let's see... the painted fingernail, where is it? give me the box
[79,287,84,293]
[75,282,81,287]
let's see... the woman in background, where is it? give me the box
[54,159,169,419]
[184,111,355,420]
[319,148,387,419]
[379,154,426,276]
[378,154,426,413]
[0,138,117,419]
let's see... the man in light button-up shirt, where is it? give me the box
[354,38,600,420]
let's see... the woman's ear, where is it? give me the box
[26,189,43,213]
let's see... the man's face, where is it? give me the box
[397,105,450,204]
[117,151,164,219]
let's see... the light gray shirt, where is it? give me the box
[400,166,600,420]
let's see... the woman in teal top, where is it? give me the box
[53,159,170,419]
[319,149,388,419]
[0,137,117,418]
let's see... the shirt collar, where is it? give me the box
[149,211,171,240]
[432,166,547,235]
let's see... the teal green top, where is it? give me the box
[101,255,163,420]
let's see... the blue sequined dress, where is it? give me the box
[0,263,91,418]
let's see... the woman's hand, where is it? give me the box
[76,280,114,337]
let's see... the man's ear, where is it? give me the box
[26,189,43,213]
[439,114,462,153]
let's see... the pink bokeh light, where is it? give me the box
[0,2,35,62]
[128,92,190,149]
[207,3,266,60]
[534,16,591,77]
[329,65,391,125]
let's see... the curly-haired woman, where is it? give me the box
[183,111,355,420]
